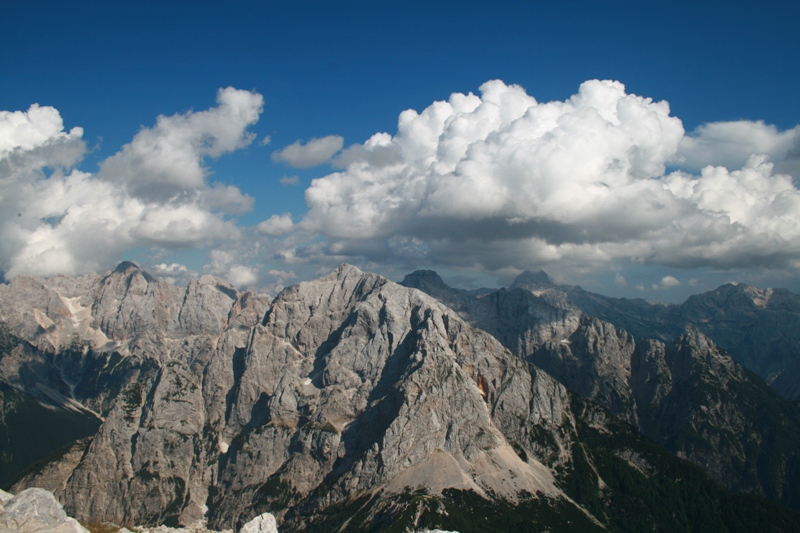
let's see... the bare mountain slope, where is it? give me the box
[3,264,800,531]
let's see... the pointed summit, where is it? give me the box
[332,263,365,278]
[113,261,140,273]
[111,261,155,283]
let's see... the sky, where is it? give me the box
[2,0,799,302]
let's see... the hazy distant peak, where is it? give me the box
[510,270,553,289]
[401,270,449,289]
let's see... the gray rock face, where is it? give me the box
[675,284,800,398]
[208,265,571,529]
[401,271,581,357]
[9,439,90,497]
[0,263,267,526]
[4,264,583,531]
[0,261,269,357]
[0,488,88,533]
[535,317,636,419]
[537,318,800,505]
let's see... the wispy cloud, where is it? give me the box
[271,135,344,168]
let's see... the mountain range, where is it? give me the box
[1,263,800,531]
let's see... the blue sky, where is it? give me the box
[2,0,799,302]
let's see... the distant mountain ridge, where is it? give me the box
[403,269,800,507]
[406,269,800,399]
[0,264,799,531]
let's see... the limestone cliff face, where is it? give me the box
[3,264,584,530]
[0,262,267,526]
[511,272,800,401]
[209,265,573,529]
[535,317,636,419]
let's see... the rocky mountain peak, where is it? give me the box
[3,264,585,529]
[331,262,365,279]
[7,265,800,531]
[668,327,740,380]
[112,261,156,283]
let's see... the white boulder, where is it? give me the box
[238,513,278,533]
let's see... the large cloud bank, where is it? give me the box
[296,80,800,274]
[0,88,263,280]
[2,79,799,292]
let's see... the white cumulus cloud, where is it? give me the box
[99,87,263,202]
[0,89,262,281]
[652,275,680,290]
[289,79,800,278]
[258,213,295,236]
[675,120,798,173]
[0,104,84,156]
[272,135,344,168]
[205,249,258,288]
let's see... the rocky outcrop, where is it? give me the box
[674,284,800,397]
[401,271,581,357]
[629,330,800,504]
[510,271,800,401]
[534,317,637,419]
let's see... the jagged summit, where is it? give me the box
[333,262,363,275]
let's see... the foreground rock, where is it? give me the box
[0,488,88,533]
